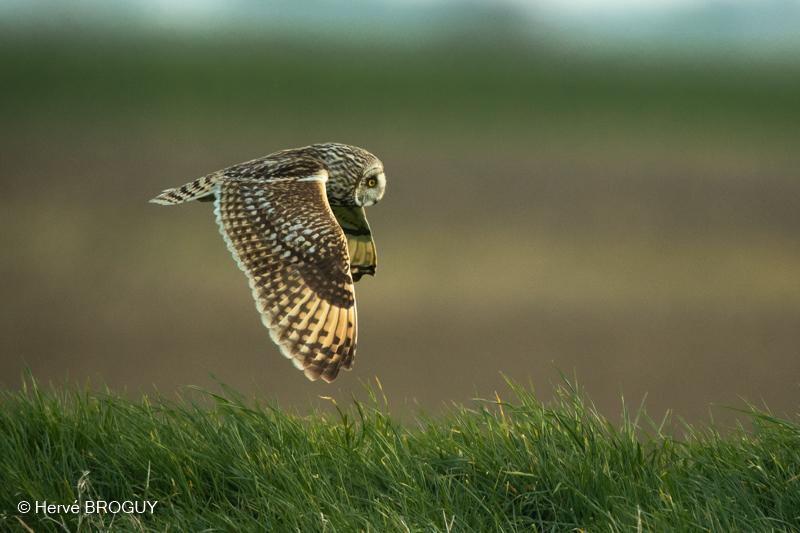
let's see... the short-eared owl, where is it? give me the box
[150,143,386,382]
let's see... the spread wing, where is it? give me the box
[331,205,377,281]
[214,165,357,382]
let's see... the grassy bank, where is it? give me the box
[1,378,798,532]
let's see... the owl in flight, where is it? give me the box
[150,143,386,382]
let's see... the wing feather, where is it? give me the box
[331,205,377,281]
[214,164,357,382]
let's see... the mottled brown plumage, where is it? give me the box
[151,143,386,382]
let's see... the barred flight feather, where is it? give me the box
[213,177,356,382]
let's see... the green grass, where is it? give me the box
[1,378,799,532]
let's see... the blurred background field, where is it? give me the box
[1,0,798,423]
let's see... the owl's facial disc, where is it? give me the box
[356,168,386,207]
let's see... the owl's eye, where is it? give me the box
[366,177,378,188]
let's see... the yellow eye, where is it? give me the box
[366,177,378,188]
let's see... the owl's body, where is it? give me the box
[151,143,386,382]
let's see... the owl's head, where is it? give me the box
[308,143,386,207]
[353,161,386,207]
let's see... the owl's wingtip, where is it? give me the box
[301,358,343,383]
[304,366,323,382]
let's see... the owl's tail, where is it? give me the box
[149,173,221,205]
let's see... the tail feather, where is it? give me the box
[150,173,221,205]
